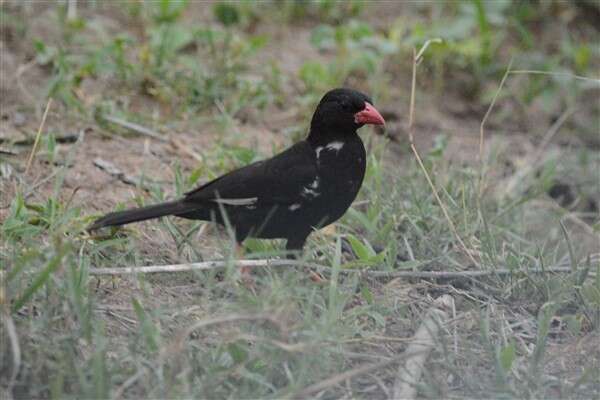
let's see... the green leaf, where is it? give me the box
[310,25,335,50]
[187,167,204,187]
[11,246,67,313]
[360,285,373,304]
[227,342,248,364]
[395,260,428,270]
[299,61,334,91]
[153,0,188,23]
[132,298,159,353]
[499,341,516,372]
[214,2,240,26]
[346,234,374,260]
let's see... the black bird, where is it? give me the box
[89,88,385,255]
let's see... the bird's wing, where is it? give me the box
[184,141,317,206]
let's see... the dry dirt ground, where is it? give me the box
[1,2,599,398]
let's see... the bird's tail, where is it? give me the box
[88,200,196,231]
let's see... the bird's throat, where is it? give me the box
[307,128,358,147]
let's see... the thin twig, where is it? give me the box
[25,98,52,174]
[414,38,442,65]
[392,295,452,399]
[508,70,600,84]
[479,58,513,169]
[103,115,167,142]
[86,258,596,279]
[407,47,417,143]
[536,108,575,154]
[93,158,153,190]
[406,43,479,267]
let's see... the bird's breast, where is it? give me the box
[310,139,366,212]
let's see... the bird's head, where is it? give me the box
[309,88,385,139]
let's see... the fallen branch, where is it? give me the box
[93,158,153,190]
[87,258,595,279]
[392,295,452,399]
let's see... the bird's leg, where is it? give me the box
[285,235,307,260]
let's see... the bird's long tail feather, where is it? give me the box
[88,200,196,231]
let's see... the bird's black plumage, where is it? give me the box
[89,88,385,253]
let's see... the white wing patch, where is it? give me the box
[301,187,320,198]
[315,146,324,159]
[316,142,344,159]
[289,203,301,211]
[212,197,258,206]
[309,177,320,189]
[326,141,344,152]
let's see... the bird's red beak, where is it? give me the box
[354,102,385,126]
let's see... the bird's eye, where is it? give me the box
[341,102,352,112]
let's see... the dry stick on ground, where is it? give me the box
[406,41,479,268]
[24,98,52,174]
[392,295,453,400]
[93,158,152,190]
[87,258,597,279]
[103,115,168,142]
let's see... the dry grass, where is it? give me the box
[1,1,599,399]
